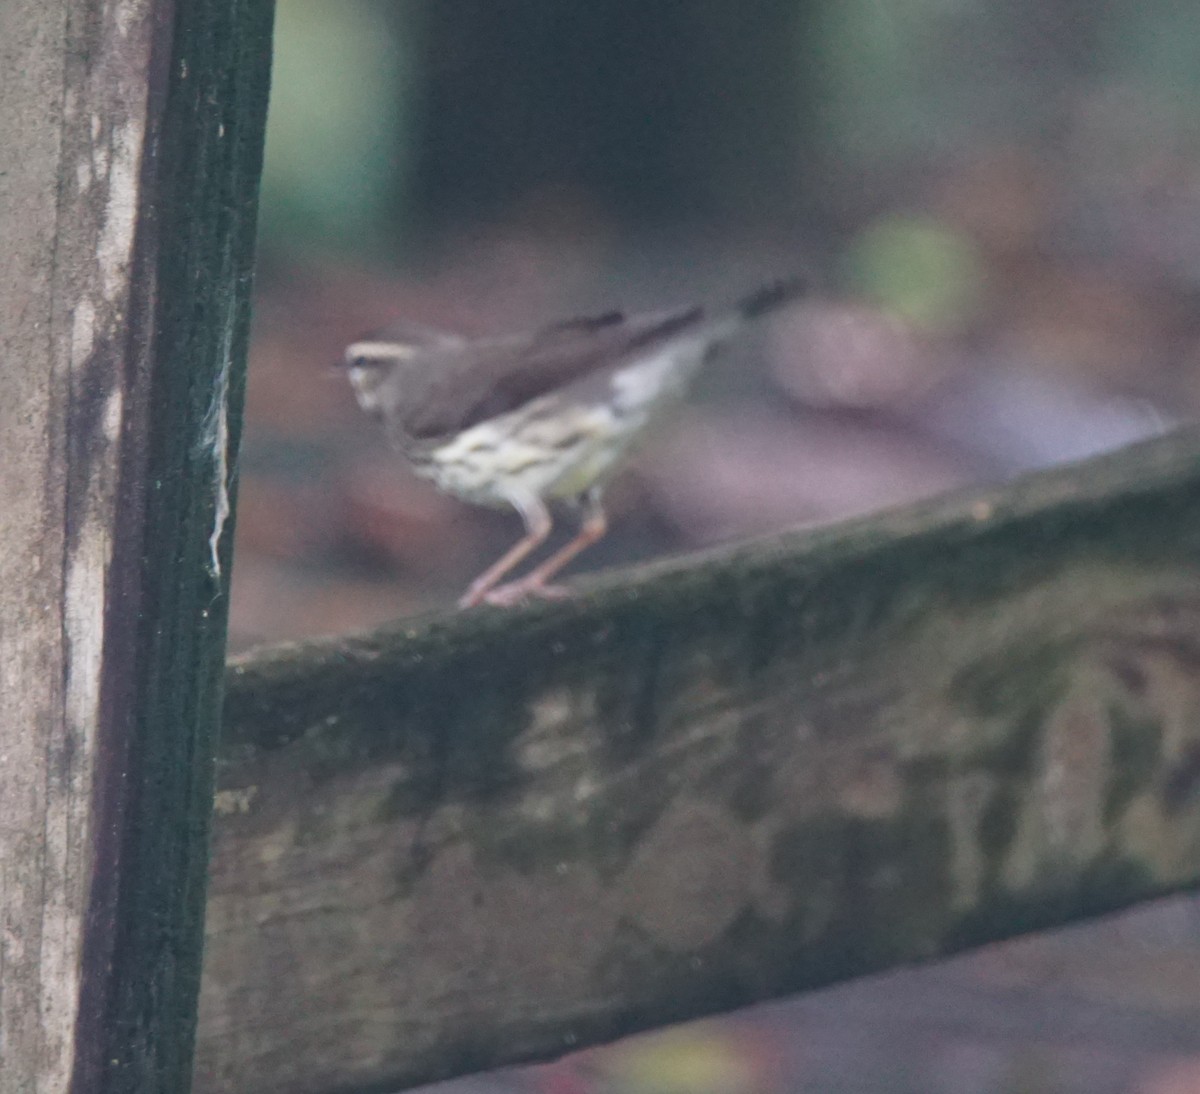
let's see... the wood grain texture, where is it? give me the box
[198,428,1200,1094]
[0,1,271,1090]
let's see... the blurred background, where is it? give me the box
[233,1,1200,1090]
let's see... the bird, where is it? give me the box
[342,276,807,608]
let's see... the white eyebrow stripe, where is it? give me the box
[345,340,418,360]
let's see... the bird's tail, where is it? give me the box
[734,274,808,321]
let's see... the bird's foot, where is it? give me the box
[480,579,572,608]
[457,584,489,610]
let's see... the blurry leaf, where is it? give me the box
[1109,2,1200,108]
[844,214,984,330]
[260,0,419,255]
[602,1027,762,1094]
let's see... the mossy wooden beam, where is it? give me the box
[199,428,1200,1094]
[0,1,271,1090]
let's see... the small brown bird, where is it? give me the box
[344,277,806,608]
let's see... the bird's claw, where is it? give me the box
[479,580,572,608]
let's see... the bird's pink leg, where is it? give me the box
[459,494,552,608]
[484,495,607,606]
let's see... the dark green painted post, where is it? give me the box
[0,1,272,1090]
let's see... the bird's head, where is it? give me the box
[341,322,464,417]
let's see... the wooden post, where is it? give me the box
[0,1,272,1090]
[198,429,1200,1094]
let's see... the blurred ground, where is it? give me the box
[428,894,1200,1094]
[230,3,1200,1091]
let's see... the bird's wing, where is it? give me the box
[402,303,705,441]
[399,276,808,442]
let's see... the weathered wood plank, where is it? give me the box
[199,428,1200,1094]
[0,1,271,1090]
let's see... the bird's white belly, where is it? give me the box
[415,402,625,507]
[412,339,709,508]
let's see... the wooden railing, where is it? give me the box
[198,429,1200,1094]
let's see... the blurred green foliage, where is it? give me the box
[845,215,984,330]
[258,0,1200,266]
[258,0,419,257]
